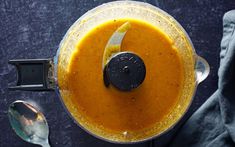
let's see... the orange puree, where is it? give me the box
[59,19,184,141]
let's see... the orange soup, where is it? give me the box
[59,19,184,141]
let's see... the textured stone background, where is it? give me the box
[0,0,234,147]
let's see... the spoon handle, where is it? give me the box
[41,140,51,147]
[41,142,51,147]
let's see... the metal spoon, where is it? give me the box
[8,100,50,147]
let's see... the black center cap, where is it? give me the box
[104,52,146,91]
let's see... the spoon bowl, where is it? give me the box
[8,100,50,147]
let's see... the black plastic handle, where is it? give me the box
[8,59,55,91]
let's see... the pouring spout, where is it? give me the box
[195,56,210,84]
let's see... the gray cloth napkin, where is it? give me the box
[169,10,235,147]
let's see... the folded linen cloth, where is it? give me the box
[169,10,235,147]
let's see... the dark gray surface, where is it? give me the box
[0,0,234,147]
